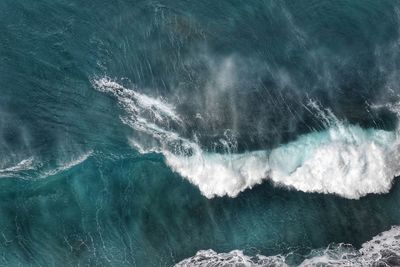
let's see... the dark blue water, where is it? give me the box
[1,0,400,266]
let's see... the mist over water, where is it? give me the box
[2,0,400,266]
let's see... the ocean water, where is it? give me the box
[1,0,400,266]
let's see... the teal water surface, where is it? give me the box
[1,0,400,266]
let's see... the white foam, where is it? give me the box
[268,125,400,199]
[93,77,182,125]
[175,226,400,267]
[0,157,35,176]
[41,150,93,177]
[93,78,400,199]
[175,249,288,267]
[0,152,92,179]
[164,150,270,198]
[300,225,400,266]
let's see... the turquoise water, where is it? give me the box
[1,0,400,266]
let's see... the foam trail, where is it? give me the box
[175,226,400,267]
[41,150,93,177]
[93,78,182,125]
[0,157,35,177]
[0,151,92,179]
[93,78,400,199]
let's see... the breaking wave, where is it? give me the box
[93,77,400,199]
[175,226,400,266]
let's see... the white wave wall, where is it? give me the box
[175,225,400,267]
[93,77,400,199]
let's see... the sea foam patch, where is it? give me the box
[175,226,400,266]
